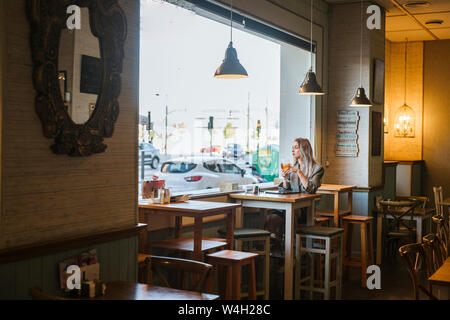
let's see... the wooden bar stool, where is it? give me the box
[342,215,375,288]
[295,226,344,300]
[218,228,270,300]
[206,250,259,300]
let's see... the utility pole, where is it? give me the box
[165,105,168,156]
[257,120,261,161]
[247,92,250,154]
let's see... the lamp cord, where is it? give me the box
[310,0,313,70]
[360,0,363,88]
[230,0,233,43]
[404,39,408,105]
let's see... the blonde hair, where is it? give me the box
[294,138,316,179]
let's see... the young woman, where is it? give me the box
[280,138,324,194]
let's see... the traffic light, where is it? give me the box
[208,116,214,131]
[257,120,261,135]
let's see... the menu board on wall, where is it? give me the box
[336,110,360,157]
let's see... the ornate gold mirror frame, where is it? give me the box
[26,0,127,156]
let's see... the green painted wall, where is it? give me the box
[0,236,138,300]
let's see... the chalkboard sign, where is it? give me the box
[80,55,103,95]
[335,110,360,157]
[372,111,382,156]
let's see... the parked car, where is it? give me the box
[200,145,223,155]
[223,143,245,159]
[156,156,259,192]
[139,142,160,169]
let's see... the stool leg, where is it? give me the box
[310,251,314,300]
[324,237,331,300]
[247,260,257,300]
[337,235,343,300]
[265,236,270,300]
[232,264,242,300]
[295,234,301,300]
[361,223,368,288]
[343,221,352,280]
[367,222,374,266]
[217,265,226,299]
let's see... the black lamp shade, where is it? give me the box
[350,87,372,107]
[214,42,248,79]
[299,69,324,95]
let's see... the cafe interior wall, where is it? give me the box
[0,0,140,299]
[321,2,386,255]
[384,40,424,161]
[325,2,385,189]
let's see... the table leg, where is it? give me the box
[306,200,315,227]
[175,216,182,239]
[376,215,382,265]
[226,209,235,250]
[417,218,423,243]
[284,204,295,300]
[333,193,340,227]
[260,209,267,229]
[236,203,243,229]
[193,217,203,262]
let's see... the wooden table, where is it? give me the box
[429,258,450,300]
[138,200,240,261]
[229,192,321,300]
[316,184,356,227]
[93,281,219,300]
[375,207,435,265]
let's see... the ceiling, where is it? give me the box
[325,0,450,42]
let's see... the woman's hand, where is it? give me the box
[281,169,290,180]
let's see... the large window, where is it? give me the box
[139,0,313,193]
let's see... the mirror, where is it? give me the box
[27,0,127,156]
[59,7,102,125]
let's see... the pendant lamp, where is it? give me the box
[214,0,248,79]
[350,0,372,107]
[394,40,415,138]
[299,0,324,95]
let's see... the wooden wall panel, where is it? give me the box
[384,41,423,161]
[423,40,450,201]
[0,236,138,300]
[0,0,140,250]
